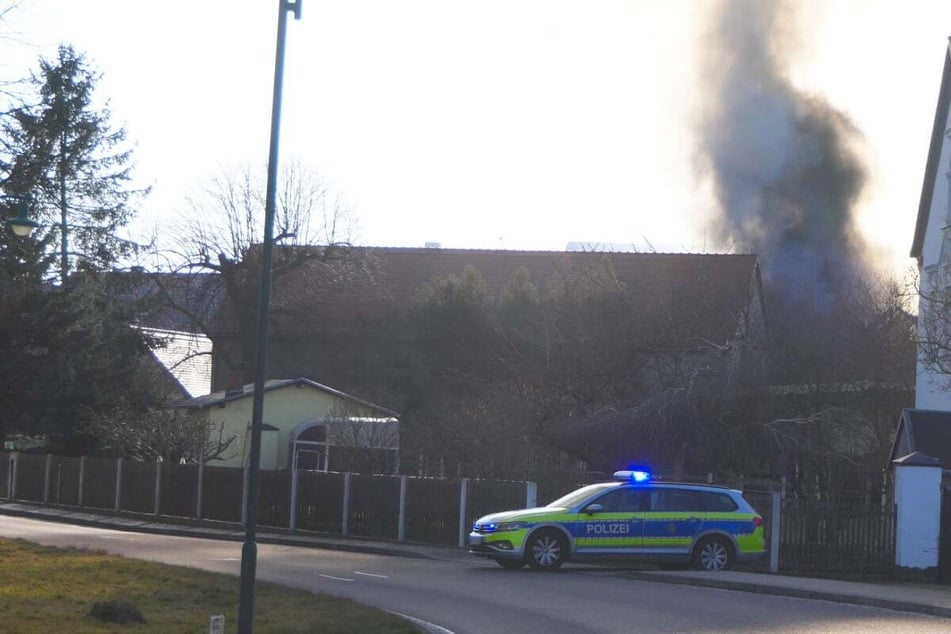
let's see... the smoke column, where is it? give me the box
[694,0,871,300]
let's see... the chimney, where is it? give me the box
[225,371,245,397]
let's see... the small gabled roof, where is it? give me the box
[911,37,951,263]
[893,451,943,467]
[168,377,398,418]
[889,408,951,466]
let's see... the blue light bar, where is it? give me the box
[613,469,652,482]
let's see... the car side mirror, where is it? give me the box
[584,503,603,515]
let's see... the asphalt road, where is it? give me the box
[2,515,949,634]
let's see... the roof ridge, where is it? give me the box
[350,245,755,257]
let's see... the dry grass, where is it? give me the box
[0,538,418,633]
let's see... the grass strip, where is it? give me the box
[0,538,418,633]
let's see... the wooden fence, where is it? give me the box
[739,488,895,577]
[777,497,895,576]
[1,452,898,576]
[0,452,534,547]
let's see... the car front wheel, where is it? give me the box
[526,530,567,571]
[693,536,734,571]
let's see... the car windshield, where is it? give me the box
[546,483,617,509]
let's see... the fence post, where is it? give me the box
[458,478,470,548]
[398,475,408,542]
[78,456,86,507]
[154,457,163,517]
[10,452,18,501]
[43,454,51,504]
[342,472,351,536]
[289,465,298,531]
[196,453,204,520]
[114,458,123,512]
[526,482,537,508]
[770,490,781,573]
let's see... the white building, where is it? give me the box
[911,38,951,410]
[901,37,951,576]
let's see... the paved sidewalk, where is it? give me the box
[2,501,951,619]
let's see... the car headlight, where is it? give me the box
[494,522,527,532]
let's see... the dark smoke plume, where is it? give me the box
[694,0,871,300]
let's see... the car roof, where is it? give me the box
[610,480,741,494]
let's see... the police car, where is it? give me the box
[469,470,765,571]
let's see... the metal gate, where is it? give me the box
[292,440,328,472]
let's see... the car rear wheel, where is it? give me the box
[526,530,567,571]
[693,536,734,571]
[495,559,525,570]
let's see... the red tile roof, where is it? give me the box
[257,247,761,348]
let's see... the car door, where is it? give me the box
[571,487,649,556]
[641,488,705,556]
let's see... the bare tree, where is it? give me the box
[761,272,915,494]
[321,402,399,475]
[83,409,237,464]
[168,159,354,268]
[0,2,29,105]
[147,160,363,385]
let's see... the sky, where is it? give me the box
[3,0,951,279]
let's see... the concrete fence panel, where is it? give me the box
[201,466,244,523]
[159,463,199,519]
[348,474,400,539]
[294,470,344,534]
[83,458,115,510]
[14,454,46,502]
[120,460,156,514]
[404,477,460,545]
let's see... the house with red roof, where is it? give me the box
[198,246,767,474]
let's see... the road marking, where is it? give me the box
[388,610,455,634]
[353,571,388,579]
[208,557,241,561]
[317,573,354,582]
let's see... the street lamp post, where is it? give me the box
[237,2,301,633]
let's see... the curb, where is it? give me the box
[0,503,439,561]
[615,570,951,620]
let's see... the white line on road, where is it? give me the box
[389,610,456,634]
[208,557,241,561]
[353,571,389,578]
[317,573,354,582]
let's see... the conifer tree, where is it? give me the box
[2,44,147,283]
[0,45,159,452]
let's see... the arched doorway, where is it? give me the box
[291,424,328,471]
